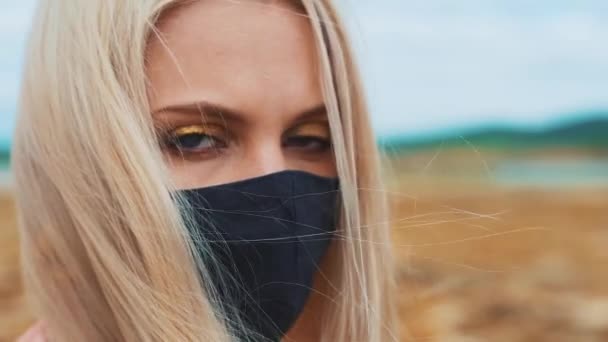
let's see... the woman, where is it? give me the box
[14,0,397,341]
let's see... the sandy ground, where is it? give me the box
[1,176,607,341]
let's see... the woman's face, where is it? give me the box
[147,0,336,190]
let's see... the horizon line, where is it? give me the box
[1,109,608,151]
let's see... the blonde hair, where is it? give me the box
[12,0,397,341]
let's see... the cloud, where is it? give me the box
[1,1,607,140]
[339,0,608,135]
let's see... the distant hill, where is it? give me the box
[0,147,9,167]
[381,116,608,153]
[0,150,9,169]
[1,115,607,162]
[0,135,10,166]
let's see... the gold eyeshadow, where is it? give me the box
[158,123,230,158]
[158,121,332,159]
[287,122,330,138]
[169,124,226,139]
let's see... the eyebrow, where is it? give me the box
[151,101,327,124]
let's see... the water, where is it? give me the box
[493,159,608,188]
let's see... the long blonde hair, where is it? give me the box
[12,0,397,341]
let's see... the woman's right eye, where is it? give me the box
[162,125,228,156]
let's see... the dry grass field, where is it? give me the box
[1,155,607,341]
[390,178,608,341]
[0,194,32,342]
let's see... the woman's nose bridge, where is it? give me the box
[245,136,287,176]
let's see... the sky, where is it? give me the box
[1,0,607,145]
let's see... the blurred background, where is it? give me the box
[1,0,607,341]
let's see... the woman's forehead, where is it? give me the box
[146,0,322,122]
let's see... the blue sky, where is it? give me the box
[1,0,607,145]
[342,0,608,136]
[0,0,36,148]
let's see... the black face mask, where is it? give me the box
[179,170,340,341]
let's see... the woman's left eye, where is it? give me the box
[283,122,332,153]
[283,135,331,152]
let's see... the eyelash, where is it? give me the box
[283,135,331,152]
[160,125,332,158]
[159,125,226,159]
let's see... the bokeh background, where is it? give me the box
[1,1,608,341]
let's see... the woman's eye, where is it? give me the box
[163,125,227,155]
[171,133,220,151]
[283,123,332,153]
[284,136,331,151]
